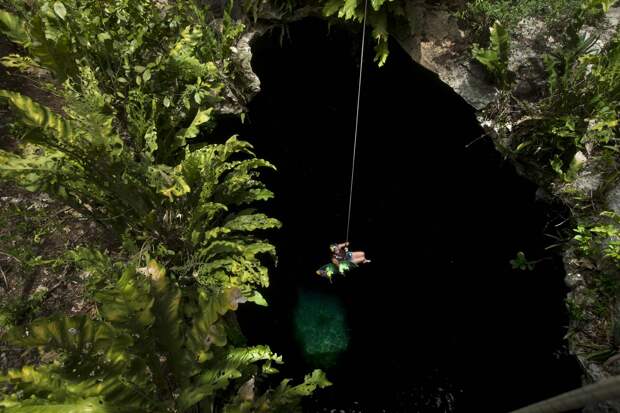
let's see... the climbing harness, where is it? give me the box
[345,0,369,243]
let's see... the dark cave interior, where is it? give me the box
[217,18,585,412]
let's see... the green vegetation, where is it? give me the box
[472,21,511,88]
[0,199,62,327]
[459,0,585,37]
[572,212,620,329]
[2,258,330,412]
[0,0,329,411]
[0,283,47,328]
[510,251,539,271]
[0,0,619,408]
[524,15,619,181]
[0,186,106,329]
[575,211,620,263]
[242,0,402,66]
[0,0,280,294]
[467,0,620,368]
[321,0,403,66]
[566,213,619,360]
[471,0,619,181]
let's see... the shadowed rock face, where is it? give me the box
[392,2,498,110]
[213,29,263,115]
[392,2,620,112]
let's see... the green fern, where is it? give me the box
[321,0,402,66]
[0,10,29,46]
[0,2,327,411]
[0,5,280,295]
[1,259,328,412]
[222,369,332,413]
[0,88,159,229]
[508,10,620,172]
[472,20,511,88]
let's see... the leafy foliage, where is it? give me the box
[0,1,280,296]
[574,211,620,264]
[458,0,586,37]
[472,21,511,88]
[0,0,248,114]
[0,258,331,412]
[510,251,538,271]
[321,0,403,66]
[568,211,620,348]
[532,30,619,178]
[0,0,328,411]
[462,0,620,366]
[482,0,620,181]
[240,0,405,66]
[0,285,47,329]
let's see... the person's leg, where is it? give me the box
[348,252,364,265]
[354,251,371,264]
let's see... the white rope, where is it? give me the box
[345,0,369,243]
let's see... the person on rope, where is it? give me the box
[330,242,370,265]
[316,242,370,282]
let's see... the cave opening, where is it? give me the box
[231,17,582,412]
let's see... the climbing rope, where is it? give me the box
[345,0,369,243]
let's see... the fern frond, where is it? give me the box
[0,90,73,139]
[339,0,360,20]
[147,164,191,201]
[7,315,132,367]
[268,369,333,411]
[224,212,282,233]
[178,345,283,410]
[323,0,343,16]
[0,396,118,413]
[169,26,219,80]
[472,21,511,87]
[173,108,213,149]
[1,54,42,72]
[142,259,191,386]
[0,10,30,46]
[186,288,243,359]
[3,363,154,410]
[96,267,155,330]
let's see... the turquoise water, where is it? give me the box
[294,290,349,368]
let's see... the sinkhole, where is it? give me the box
[229,18,582,413]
